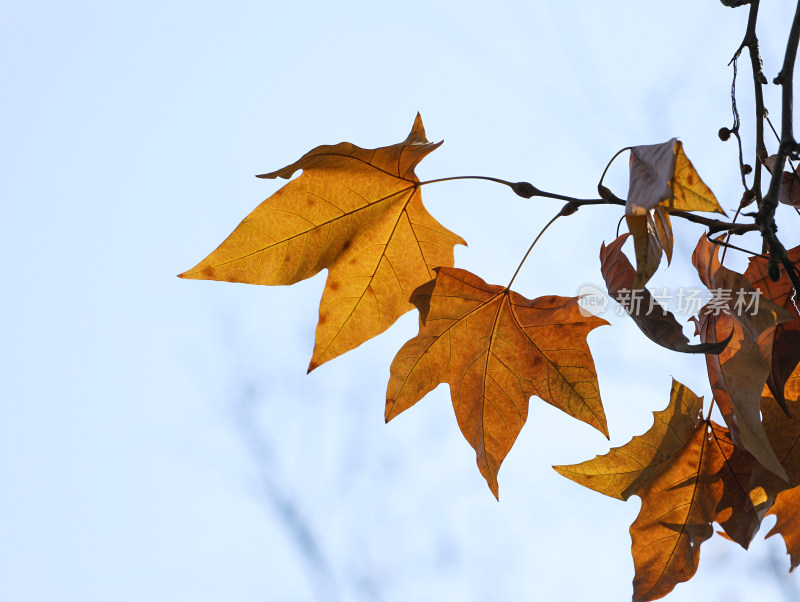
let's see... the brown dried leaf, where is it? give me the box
[692,235,795,481]
[762,368,800,569]
[626,207,673,288]
[767,486,800,570]
[631,420,767,601]
[386,267,608,498]
[745,245,800,410]
[600,234,728,354]
[755,368,800,495]
[179,115,465,369]
[763,155,800,207]
[626,140,723,287]
[553,379,703,501]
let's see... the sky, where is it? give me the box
[2,1,800,601]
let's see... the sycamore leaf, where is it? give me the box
[754,367,800,499]
[692,234,794,481]
[763,155,800,207]
[179,114,465,370]
[766,486,800,570]
[744,245,800,410]
[553,379,703,501]
[762,367,800,569]
[599,234,728,354]
[626,140,724,287]
[631,420,767,601]
[626,206,673,288]
[385,267,608,498]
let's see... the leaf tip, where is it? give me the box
[307,361,319,374]
[384,400,396,423]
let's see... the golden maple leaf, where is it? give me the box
[180,115,465,369]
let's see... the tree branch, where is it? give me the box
[758,0,800,290]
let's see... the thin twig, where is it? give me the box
[420,175,758,235]
[707,232,768,259]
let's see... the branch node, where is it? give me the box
[511,181,538,198]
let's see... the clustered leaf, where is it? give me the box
[181,117,800,601]
[625,139,725,287]
[744,245,800,409]
[692,235,794,480]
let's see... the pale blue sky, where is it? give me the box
[2,1,800,601]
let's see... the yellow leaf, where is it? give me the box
[667,142,725,214]
[554,379,703,500]
[180,115,465,369]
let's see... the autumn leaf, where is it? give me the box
[630,418,766,601]
[626,139,725,286]
[692,234,794,481]
[599,234,729,354]
[744,245,800,411]
[755,369,800,501]
[179,114,465,369]
[626,206,673,289]
[556,379,767,600]
[553,378,703,501]
[763,154,800,207]
[385,267,608,498]
[760,367,800,568]
[766,486,800,570]
[756,368,800,564]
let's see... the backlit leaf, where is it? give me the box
[762,367,800,569]
[386,267,608,498]
[754,367,800,505]
[692,235,794,481]
[626,140,724,287]
[766,486,800,570]
[631,420,766,601]
[744,245,800,410]
[180,115,465,369]
[553,379,703,500]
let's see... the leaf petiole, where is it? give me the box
[506,208,564,289]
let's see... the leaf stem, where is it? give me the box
[598,146,632,190]
[707,398,718,422]
[506,209,564,290]
[418,175,519,187]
